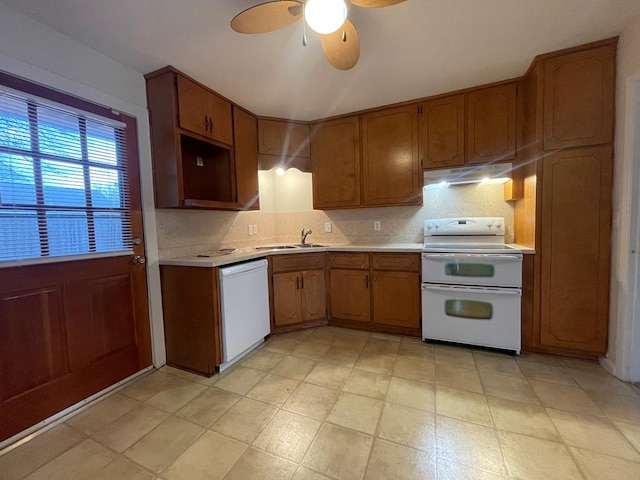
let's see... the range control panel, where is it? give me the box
[424,217,505,236]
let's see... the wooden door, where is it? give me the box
[233,107,259,210]
[543,45,615,150]
[177,75,212,139]
[0,114,151,442]
[539,147,612,355]
[311,116,361,209]
[361,105,421,206]
[301,270,326,322]
[372,272,420,328]
[466,84,517,164]
[273,272,302,327]
[177,76,232,145]
[419,95,465,169]
[209,93,233,146]
[258,119,310,157]
[329,269,370,322]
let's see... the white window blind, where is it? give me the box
[0,89,132,262]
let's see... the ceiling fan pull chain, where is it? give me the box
[342,29,347,42]
[302,3,308,46]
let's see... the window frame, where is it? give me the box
[0,70,142,267]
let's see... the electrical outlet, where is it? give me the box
[374,221,381,231]
[196,156,204,167]
[324,222,332,233]
[253,224,258,235]
[248,224,254,236]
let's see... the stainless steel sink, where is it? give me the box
[253,245,297,251]
[293,243,325,248]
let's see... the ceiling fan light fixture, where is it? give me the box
[305,0,347,35]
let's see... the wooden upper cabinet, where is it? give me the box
[543,45,615,150]
[176,75,233,145]
[361,105,421,206]
[419,94,465,169]
[466,83,517,164]
[539,146,612,355]
[233,107,259,210]
[311,116,361,209]
[258,119,310,157]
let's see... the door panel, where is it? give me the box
[1,287,70,400]
[233,107,259,210]
[466,84,517,164]
[372,272,420,328]
[420,95,465,169]
[311,116,361,208]
[361,105,421,206]
[543,45,615,150]
[302,270,326,322]
[329,270,370,322]
[273,272,302,326]
[0,109,151,442]
[539,147,612,354]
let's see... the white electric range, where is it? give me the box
[421,217,523,354]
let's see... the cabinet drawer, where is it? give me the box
[327,253,369,269]
[372,253,420,272]
[271,253,325,273]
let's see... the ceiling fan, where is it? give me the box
[230,0,406,71]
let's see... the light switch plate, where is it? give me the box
[248,225,254,235]
[374,221,381,231]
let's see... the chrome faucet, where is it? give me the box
[301,228,312,245]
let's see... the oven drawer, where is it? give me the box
[421,283,521,352]
[422,253,522,287]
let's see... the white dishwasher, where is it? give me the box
[219,259,271,370]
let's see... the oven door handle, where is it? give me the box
[422,253,522,261]
[421,284,522,296]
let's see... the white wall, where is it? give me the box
[604,14,640,381]
[0,3,167,366]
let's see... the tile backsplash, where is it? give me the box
[156,183,514,259]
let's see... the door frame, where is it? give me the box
[0,53,166,368]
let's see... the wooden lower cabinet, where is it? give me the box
[329,269,371,323]
[270,253,327,332]
[160,266,222,376]
[372,271,420,328]
[273,270,326,328]
[328,253,421,336]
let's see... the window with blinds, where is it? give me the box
[0,88,132,262]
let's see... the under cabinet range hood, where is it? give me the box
[424,163,512,189]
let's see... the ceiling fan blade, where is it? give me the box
[321,20,360,71]
[350,0,406,7]
[231,1,303,34]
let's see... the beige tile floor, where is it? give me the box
[2,326,640,480]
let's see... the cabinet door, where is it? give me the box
[259,119,310,157]
[419,95,465,169]
[329,269,370,322]
[301,270,326,322]
[539,147,612,355]
[177,76,232,145]
[311,116,361,209]
[372,272,420,328]
[209,93,233,145]
[361,105,421,206]
[466,84,517,164]
[233,107,259,209]
[273,272,302,327]
[543,45,615,150]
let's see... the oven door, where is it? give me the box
[422,252,522,287]
[421,283,521,353]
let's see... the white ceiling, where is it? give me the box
[2,0,640,120]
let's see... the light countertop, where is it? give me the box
[160,242,534,268]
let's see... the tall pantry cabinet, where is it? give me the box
[517,39,616,357]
